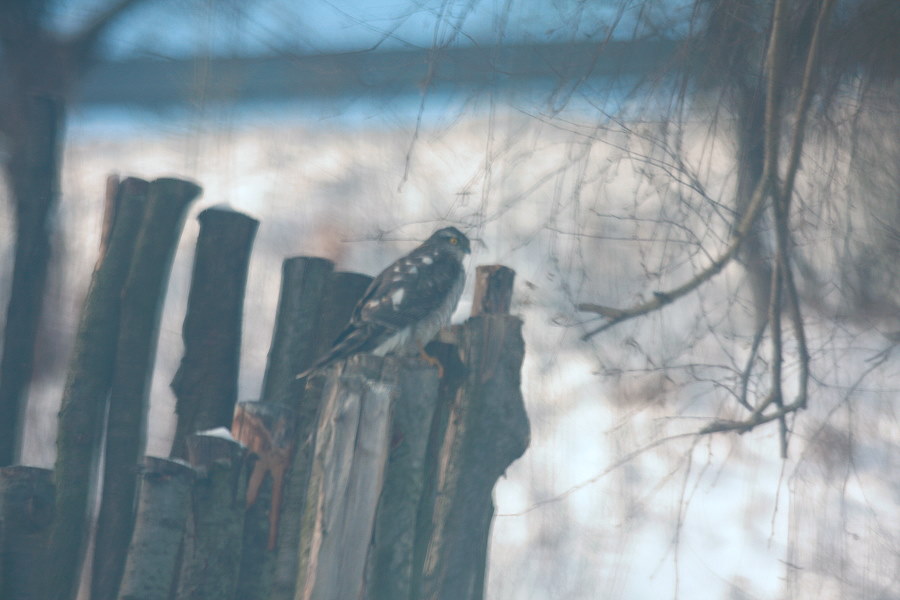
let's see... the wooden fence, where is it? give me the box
[0,176,530,600]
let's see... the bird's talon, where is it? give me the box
[419,345,445,378]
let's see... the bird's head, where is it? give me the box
[428,226,471,258]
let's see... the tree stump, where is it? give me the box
[366,360,441,600]
[175,431,250,600]
[116,457,195,600]
[93,177,201,600]
[296,355,398,600]
[170,206,259,458]
[46,177,148,600]
[0,466,54,600]
[232,400,296,600]
[413,266,529,600]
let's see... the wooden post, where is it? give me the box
[296,356,397,600]
[471,265,516,316]
[237,258,331,600]
[0,467,54,600]
[44,177,148,600]
[117,457,195,600]
[232,400,296,600]
[93,177,201,600]
[265,270,371,600]
[0,95,63,467]
[170,206,259,458]
[314,272,373,361]
[175,431,250,600]
[261,257,334,407]
[241,264,370,600]
[413,267,529,600]
[366,360,441,600]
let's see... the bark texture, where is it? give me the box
[170,206,259,459]
[44,177,149,600]
[92,178,201,600]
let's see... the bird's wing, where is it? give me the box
[353,248,463,330]
[299,246,462,378]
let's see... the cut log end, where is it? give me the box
[471,265,516,316]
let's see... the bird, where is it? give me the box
[299,226,471,377]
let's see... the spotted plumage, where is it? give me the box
[301,227,471,376]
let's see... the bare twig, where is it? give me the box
[579,0,794,341]
[693,0,836,449]
[577,174,768,339]
[767,0,790,452]
[578,0,836,455]
[699,398,805,435]
[780,0,837,209]
[776,0,835,413]
[768,224,788,457]
[738,316,768,411]
[496,432,697,517]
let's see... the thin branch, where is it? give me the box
[776,0,835,413]
[762,0,788,180]
[578,171,770,339]
[580,0,795,341]
[780,0,837,210]
[496,432,697,517]
[738,316,768,411]
[768,221,788,457]
[698,397,805,435]
[767,0,790,453]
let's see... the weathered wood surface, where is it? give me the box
[0,466,54,600]
[267,270,371,600]
[414,314,529,600]
[365,360,441,600]
[170,206,259,458]
[0,179,529,600]
[44,177,148,600]
[232,400,296,600]
[261,257,334,407]
[175,431,250,600]
[235,262,371,600]
[117,457,195,600]
[0,95,64,468]
[471,265,516,316]
[93,177,201,600]
[235,257,332,600]
[297,356,397,600]
[412,266,529,600]
[314,272,373,364]
[289,263,529,600]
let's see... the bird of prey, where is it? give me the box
[301,226,471,376]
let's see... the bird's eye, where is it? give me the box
[449,237,458,245]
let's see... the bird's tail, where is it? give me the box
[295,325,377,379]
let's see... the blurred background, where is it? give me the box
[1,1,897,598]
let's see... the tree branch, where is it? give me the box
[768,206,788,457]
[578,152,772,340]
[694,0,835,452]
[699,397,805,435]
[775,0,834,414]
[780,0,837,210]
[579,0,796,341]
[738,316,768,411]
